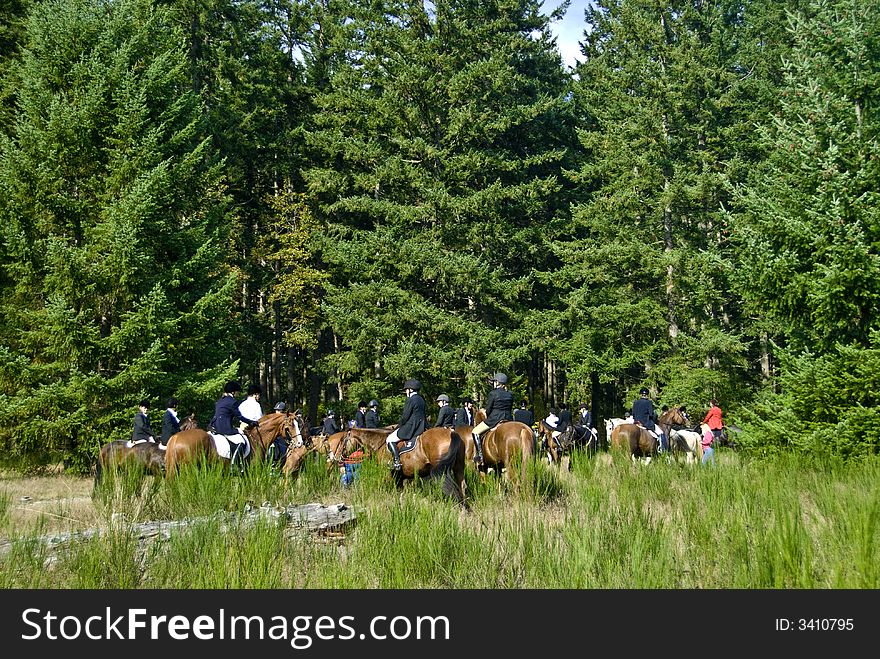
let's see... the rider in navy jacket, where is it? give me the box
[632,387,666,451]
[385,380,427,470]
[211,381,259,434]
[470,373,514,464]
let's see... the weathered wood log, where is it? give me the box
[0,502,355,560]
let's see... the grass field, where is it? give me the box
[1,448,877,588]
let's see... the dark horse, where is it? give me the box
[94,440,166,488]
[334,427,467,506]
[164,412,293,476]
[94,411,200,488]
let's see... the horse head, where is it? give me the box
[658,407,689,433]
[281,412,310,449]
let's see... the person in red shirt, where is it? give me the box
[702,399,724,444]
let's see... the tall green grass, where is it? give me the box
[1,449,877,588]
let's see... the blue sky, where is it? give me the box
[543,0,592,70]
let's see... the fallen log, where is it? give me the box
[0,502,355,561]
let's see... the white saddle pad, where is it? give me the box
[209,432,251,460]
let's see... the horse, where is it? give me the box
[94,439,166,488]
[657,407,702,464]
[179,412,199,431]
[164,412,290,476]
[459,420,535,486]
[536,421,569,468]
[246,411,309,463]
[335,427,467,506]
[609,423,658,463]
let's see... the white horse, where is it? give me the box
[604,416,633,442]
[668,427,704,464]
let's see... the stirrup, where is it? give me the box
[474,453,484,465]
[390,461,402,471]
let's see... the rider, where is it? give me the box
[238,384,263,430]
[455,397,475,426]
[557,402,572,434]
[159,397,180,447]
[365,400,381,428]
[513,400,534,427]
[702,399,724,444]
[576,402,592,430]
[132,399,157,444]
[385,379,426,470]
[211,380,258,467]
[632,386,666,451]
[354,401,368,428]
[542,407,561,447]
[469,373,514,465]
[434,394,455,427]
[322,409,339,436]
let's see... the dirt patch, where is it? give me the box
[0,472,98,538]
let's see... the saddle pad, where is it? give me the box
[210,432,251,460]
[398,436,418,454]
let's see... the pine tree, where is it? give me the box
[731,0,880,457]
[554,0,757,417]
[302,0,574,411]
[0,0,238,469]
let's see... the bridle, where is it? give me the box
[283,415,307,449]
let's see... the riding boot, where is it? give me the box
[473,434,484,465]
[231,443,245,475]
[387,441,402,471]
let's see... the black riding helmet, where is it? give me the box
[369,399,379,407]
[224,380,242,394]
[639,387,649,396]
[490,372,508,385]
[403,379,422,391]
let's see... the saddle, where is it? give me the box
[209,431,251,460]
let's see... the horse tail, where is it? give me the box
[519,424,534,483]
[94,454,103,487]
[431,430,465,505]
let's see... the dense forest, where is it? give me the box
[0,0,877,470]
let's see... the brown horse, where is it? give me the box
[164,412,290,476]
[459,420,535,485]
[337,427,467,506]
[94,440,166,487]
[609,423,658,463]
[535,421,564,466]
[179,413,199,431]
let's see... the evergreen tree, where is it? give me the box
[302,0,574,409]
[732,0,880,457]
[0,0,238,469]
[554,0,756,416]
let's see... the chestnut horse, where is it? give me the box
[609,423,658,463]
[459,419,535,485]
[335,427,467,506]
[164,412,293,476]
[536,421,568,468]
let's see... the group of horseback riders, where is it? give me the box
[132,373,725,473]
[379,372,516,470]
[130,380,291,467]
[628,386,725,453]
